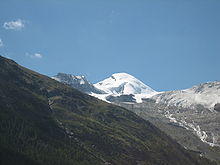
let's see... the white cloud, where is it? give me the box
[26,53,43,59]
[0,38,3,47]
[3,19,25,30]
[33,53,43,58]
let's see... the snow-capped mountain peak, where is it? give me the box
[94,72,156,95]
[92,72,157,103]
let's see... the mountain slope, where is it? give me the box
[152,81,220,110]
[0,56,214,165]
[150,83,220,150]
[115,82,220,162]
[118,100,220,163]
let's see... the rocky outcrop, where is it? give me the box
[214,103,220,112]
[52,73,105,94]
[106,94,136,103]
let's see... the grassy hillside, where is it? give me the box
[0,56,216,165]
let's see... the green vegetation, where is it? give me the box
[0,56,216,165]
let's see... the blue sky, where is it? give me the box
[0,0,219,91]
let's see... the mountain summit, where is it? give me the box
[94,72,156,95]
[93,73,157,103]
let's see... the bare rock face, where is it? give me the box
[214,103,220,112]
[106,94,136,103]
[52,73,105,94]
